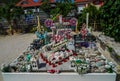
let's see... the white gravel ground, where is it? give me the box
[0,33,36,81]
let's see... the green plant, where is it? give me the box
[2,64,11,72]
[0,0,24,35]
[29,26,37,33]
[107,46,113,52]
[99,0,120,42]
[51,2,76,18]
[78,4,100,30]
[106,66,114,73]
[40,0,77,20]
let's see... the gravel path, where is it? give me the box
[0,34,36,81]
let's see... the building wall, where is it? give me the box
[77,5,85,13]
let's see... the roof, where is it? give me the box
[16,0,55,8]
[16,0,42,8]
[16,0,103,8]
[75,0,88,3]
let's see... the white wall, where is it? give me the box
[2,72,116,81]
[78,6,85,14]
[78,7,83,13]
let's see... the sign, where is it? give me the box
[62,18,77,26]
[69,18,77,26]
[63,22,70,25]
[44,19,53,27]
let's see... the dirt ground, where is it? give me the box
[0,33,36,81]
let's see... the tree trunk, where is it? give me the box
[8,19,14,35]
[9,24,14,35]
[8,20,14,35]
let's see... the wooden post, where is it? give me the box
[37,15,41,32]
[76,20,78,33]
[86,13,89,29]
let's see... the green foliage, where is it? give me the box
[39,0,51,15]
[107,46,113,52]
[78,0,120,42]
[0,0,24,35]
[83,4,99,20]
[106,66,114,73]
[0,0,24,23]
[40,0,76,19]
[51,1,76,17]
[2,65,11,72]
[100,0,120,42]
[0,0,19,4]
[78,4,100,30]
[29,26,37,33]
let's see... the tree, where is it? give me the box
[40,0,77,19]
[40,0,51,16]
[100,0,120,41]
[78,4,100,30]
[50,0,76,18]
[0,0,24,34]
